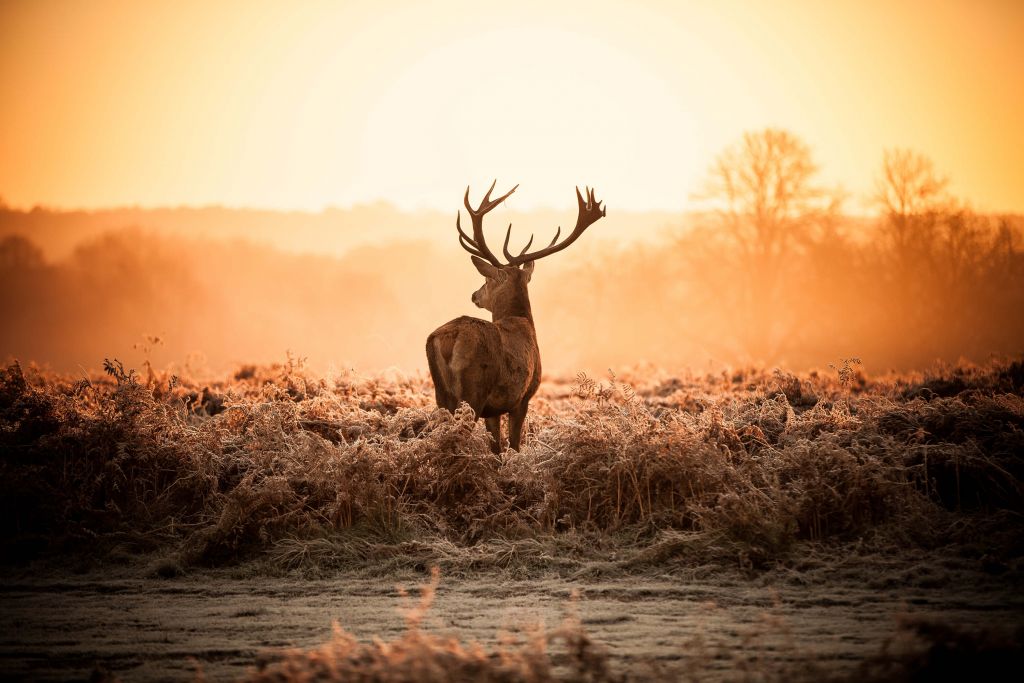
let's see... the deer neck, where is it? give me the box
[492,285,534,324]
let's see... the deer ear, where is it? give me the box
[471,256,500,279]
[521,260,535,282]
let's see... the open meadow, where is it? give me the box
[2,358,1022,680]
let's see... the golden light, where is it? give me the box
[349,24,699,211]
[1,0,1020,213]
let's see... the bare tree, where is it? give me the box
[875,148,949,216]
[703,129,833,264]
[874,148,951,272]
[695,128,839,362]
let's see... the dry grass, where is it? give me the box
[1,356,1022,573]
[243,567,618,683]
[232,567,1023,683]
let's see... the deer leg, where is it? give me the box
[508,403,529,452]
[434,386,456,413]
[484,416,504,454]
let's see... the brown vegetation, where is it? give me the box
[2,356,1021,572]
[244,568,618,683]
[2,358,1022,680]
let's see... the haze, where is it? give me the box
[2,1,1023,377]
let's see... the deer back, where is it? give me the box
[428,315,540,417]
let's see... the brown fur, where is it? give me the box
[426,264,540,452]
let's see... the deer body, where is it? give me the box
[427,182,605,453]
[427,314,539,433]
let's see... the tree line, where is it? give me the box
[1,128,1021,374]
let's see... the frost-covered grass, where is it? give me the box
[1,357,1022,574]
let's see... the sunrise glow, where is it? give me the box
[2,6,1023,678]
[1,0,1022,213]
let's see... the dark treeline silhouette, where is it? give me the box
[1,129,1022,375]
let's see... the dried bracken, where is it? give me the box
[1,358,1022,572]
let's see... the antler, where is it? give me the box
[456,183,606,267]
[502,186,606,266]
[456,180,518,267]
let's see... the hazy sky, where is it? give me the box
[1,0,1022,212]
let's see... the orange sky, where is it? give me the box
[1,0,1022,213]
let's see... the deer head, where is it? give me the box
[469,256,534,312]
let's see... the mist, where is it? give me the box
[2,152,1021,378]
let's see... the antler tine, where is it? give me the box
[457,181,519,266]
[484,183,518,213]
[465,180,519,216]
[504,185,606,266]
[458,230,486,260]
[480,178,498,207]
[456,211,471,243]
[503,224,534,261]
[456,212,484,256]
[547,226,561,247]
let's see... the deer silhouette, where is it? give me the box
[426,182,606,452]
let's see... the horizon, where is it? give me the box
[3,194,1019,221]
[0,195,689,216]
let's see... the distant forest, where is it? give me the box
[2,130,1022,376]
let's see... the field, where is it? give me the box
[4,1,1024,679]
[1,357,1023,680]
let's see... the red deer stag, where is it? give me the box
[426,181,606,453]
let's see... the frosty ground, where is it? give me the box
[1,359,1022,680]
[3,552,1021,681]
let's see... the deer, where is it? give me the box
[426,181,606,453]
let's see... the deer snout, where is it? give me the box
[471,291,481,307]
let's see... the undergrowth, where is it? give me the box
[1,357,1022,572]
